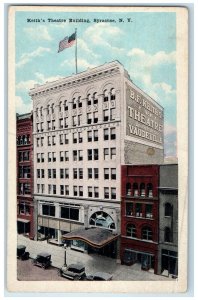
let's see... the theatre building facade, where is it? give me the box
[16,113,34,239]
[29,61,164,255]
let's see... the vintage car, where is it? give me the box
[32,252,52,269]
[17,245,29,260]
[85,272,113,281]
[58,263,86,280]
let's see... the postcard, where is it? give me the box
[7,5,188,294]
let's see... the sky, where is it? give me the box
[15,10,177,158]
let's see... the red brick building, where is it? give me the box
[120,165,159,274]
[16,112,34,239]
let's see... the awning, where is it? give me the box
[17,218,30,223]
[62,227,119,248]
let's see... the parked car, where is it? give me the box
[32,252,52,269]
[17,245,29,260]
[58,263,86,280]
[86,272,113,281]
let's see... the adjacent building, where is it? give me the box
[120,164,160,274]
[29,61,164,256]
[157,164,178,277]
[16,113,34,239]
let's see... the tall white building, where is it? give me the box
[30,61,164,254]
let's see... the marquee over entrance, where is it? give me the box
[62,227,119,249]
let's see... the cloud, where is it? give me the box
[16,79,38,91]
[61,58,96,71]
[16,47,51,68]
[164,123,177,157]
[78,38,99,59]
[16,96,32,114]
[24,25,52,41]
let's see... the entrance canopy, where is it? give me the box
[62,227,119,248]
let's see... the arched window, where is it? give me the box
[164,227,172,242]
[59,101,62,112]
[165,203,172,217]
[103,89,108,102]
[93,92,98,105]
[78,96,82,108]
[36,108,39,117]
[147,183,153,197]
[110,88,116,100]
[126,183,131,196]
[51,104,54,114]
[87,94,91,106]
[47,105,50,115]
[89,211,115,230]
[141,226,153,240]
[133,183,138,196]
[40,106,43,116]
[72,98,76,109]
[126,224,137,238]
[64,100,68,111]
[140,183,145,197]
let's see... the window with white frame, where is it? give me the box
[78,132,83,143]
[104,148,109,160]
[103,110,109,122]
[88,186,92,197]
[111,168,116,180]
[111,188,116,199]
[88,168,92,179]
[104,187,109,199]
[104,168,109,179]
[110,148,116,159]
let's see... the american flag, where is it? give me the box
[58,32,76,53]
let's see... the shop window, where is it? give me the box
[164,227,173,243]
[126,183,131,196]
[140,183,146,197]
[42,204,55,217]
[141,226,153,241]
[126,203,133,216]
[165,203,173,217]
[61,206,79,221]
[147,183,153,197]
[126,224,137,238]
[135,203,143,217]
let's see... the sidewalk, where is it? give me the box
[17,235,175,281]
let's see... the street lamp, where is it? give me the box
[64,243,67,267]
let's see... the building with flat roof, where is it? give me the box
[29,61,164,255]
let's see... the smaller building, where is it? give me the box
[157,164,178,278]
[120,165,159,274]
[16,112,34,239]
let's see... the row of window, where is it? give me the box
[40,203,80,221]
[126,202,153,219]
[37,148,116,163]
[36,184,116,199]
[35,89,116,117]
[17,135,31,146]
[36,108,116,132]
[126,182,153,197]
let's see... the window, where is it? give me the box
[65,185,69,195]
[110,88,116,100]
[73,186,78,196]
[136,203,143,217]
[94,149,98,160]
[93,92,98,104]
[94,168,99,179]
[23,151,29,161]
[140,183,146,197]
[48,169,51,179]
[59,134,63,145]
[104,148,109,160]
[52,152,56,162]
[73,168,78,179]
[79,186,83,196]
[164,227,172,243]
[165,203,172,217]
[48,184,52,194]
[37,184,40,193]
[104,128,109,140]
[48,136,51,146]
[60,151,64,162]
[78,96,82,108]
[51,104,55,114]
[53,185,56,195]
[37,169,40,178]
[88,149,92,161]
[41,137,44,147]
[110,128,116,140]
[104,168,109,179]
[111,168,116,180]
[93,112,98,123]
[88,168,92,179]
[36,123,39,132]
[93,130,98,141]
[111,188,116,199]
[133,183,138,196]
[52,169,56,179]
[41,184,45,194]
[126,203,133,216]
[78,150,83,161]
[48,152,51,162]
[41,169,45,178]
[42,204,55,217]
[110,148,116,159]
[78,132,83,143]
[126,224,137,238]
[88,186,92,197]
[65,169,69,178]
[37,138,39,147]
[41,153,44,162]
[87,113,92,124]
[72,98,77,109]
[73,150,77,161]
[64,100,68,111]
[88,131,92,142]
[64,117,68,128]
[47,105,50,115]
[59,101,62,112]
[19,202,30,215]
[79,168,83,179]
[103,90,108,102]
[47,121,51,130]
[60,185,64,195]
[104,187,109,199]
[72,116,77,126]
[87,94,91,106]
[126,183,131,196]
[65,151,69,161]
[103,110,109,122]
[110,108,116,120]
[142,226,153,241]
[52,120,55,130]
[60,168,64,179]
[52,136,56,145]
[145,204,153,218]
[73,132,77,143]
[59,118,63,129]
[61,206,79,221]
[37,153,40,163]
[65,134,69,144]
[78,115,82,126]
[94,187,99,198]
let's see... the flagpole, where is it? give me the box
[75,28,78,74]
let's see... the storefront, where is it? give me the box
[122,248,155,270]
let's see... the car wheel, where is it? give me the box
[74,276,79,281]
